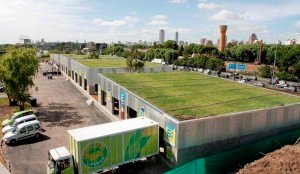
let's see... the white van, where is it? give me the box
[3,120,42,145]
[2,114,37,134]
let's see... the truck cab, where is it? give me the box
[47,146,75,174]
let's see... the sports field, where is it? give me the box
[105,71,300,120]
[65,54,161,68]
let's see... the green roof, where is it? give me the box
[64,54,161,68]
[105,71,300,120]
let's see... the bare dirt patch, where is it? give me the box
[237,145,300,174]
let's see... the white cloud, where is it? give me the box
[169,0,187,4]
[198,2,219,10]
[147,15,169,26]
[238,25,269,34]
[293,21,300,29]
[210,10,245,21]
[92,16,139,28]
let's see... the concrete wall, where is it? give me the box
[176,103,300,165]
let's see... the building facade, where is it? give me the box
[249,33,257,44]
[159,30,165,44]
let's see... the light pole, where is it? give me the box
[272,43,277,86]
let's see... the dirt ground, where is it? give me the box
[237,145,300,174]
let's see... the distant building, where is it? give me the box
[175,31,179,43]
[178,41,187,47]
[41,39,45,45]
[252,39,264,44]
[249,33,257,44]
[238,41,244,45]
[284,39,297,45]
[205,40,213,46]
[19,35,31,44]
[200,38,206,45]
[159,30,165,44]
[95,43,108,51]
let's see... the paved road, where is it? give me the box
[0,92,6,99]
[3,63,110,174]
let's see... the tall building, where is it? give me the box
[205,40,213,46]
[284,39,297,45]
[175,31,179,43]
[249,33,257,44]
[200,38,206,45]
[159,30,165,44]
[218,25,227,51]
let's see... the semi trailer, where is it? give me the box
[47,117,159,174]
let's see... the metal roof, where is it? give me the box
[14,114,36,123]
[68,117,158,142]
[49,146,71,161]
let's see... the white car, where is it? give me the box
[2,114,37,134]
[3,120,42,145]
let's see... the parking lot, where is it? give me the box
[2,63,111,174]
[2,63,169,174]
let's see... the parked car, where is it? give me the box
[3,120,42,145]
[2,110,34,127]
[2,114,37,134]
[0,83,4,92]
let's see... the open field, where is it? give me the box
[105,71,300,119]
[65,54,161,68]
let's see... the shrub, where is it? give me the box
[276,71,296,81]
[258,65,272,78]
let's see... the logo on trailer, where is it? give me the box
[82,141,108,168]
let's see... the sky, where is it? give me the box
[0,0,300,44]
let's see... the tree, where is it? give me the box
[206,58,225,71]
[89,47,99,59]
[126,56,134,73]
[164,40,178,50]
[164,50,179,64]
[0,47,39,110]
[178,45,184,56]
[126,50,145,73]
[292,60,300,79]
[183,44,196,57]
[258,65,272,78]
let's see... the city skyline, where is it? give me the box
[1,0,300,44]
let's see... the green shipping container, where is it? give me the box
[68,117,159,174]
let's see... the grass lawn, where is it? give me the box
[105,71,300,120]
[64,54,161,68]
[63,54,90,59]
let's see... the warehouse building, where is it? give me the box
[51,54,300,167]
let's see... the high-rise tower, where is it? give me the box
[159,30,165,44]
[175,31,178,43]
[219,25,227,51]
